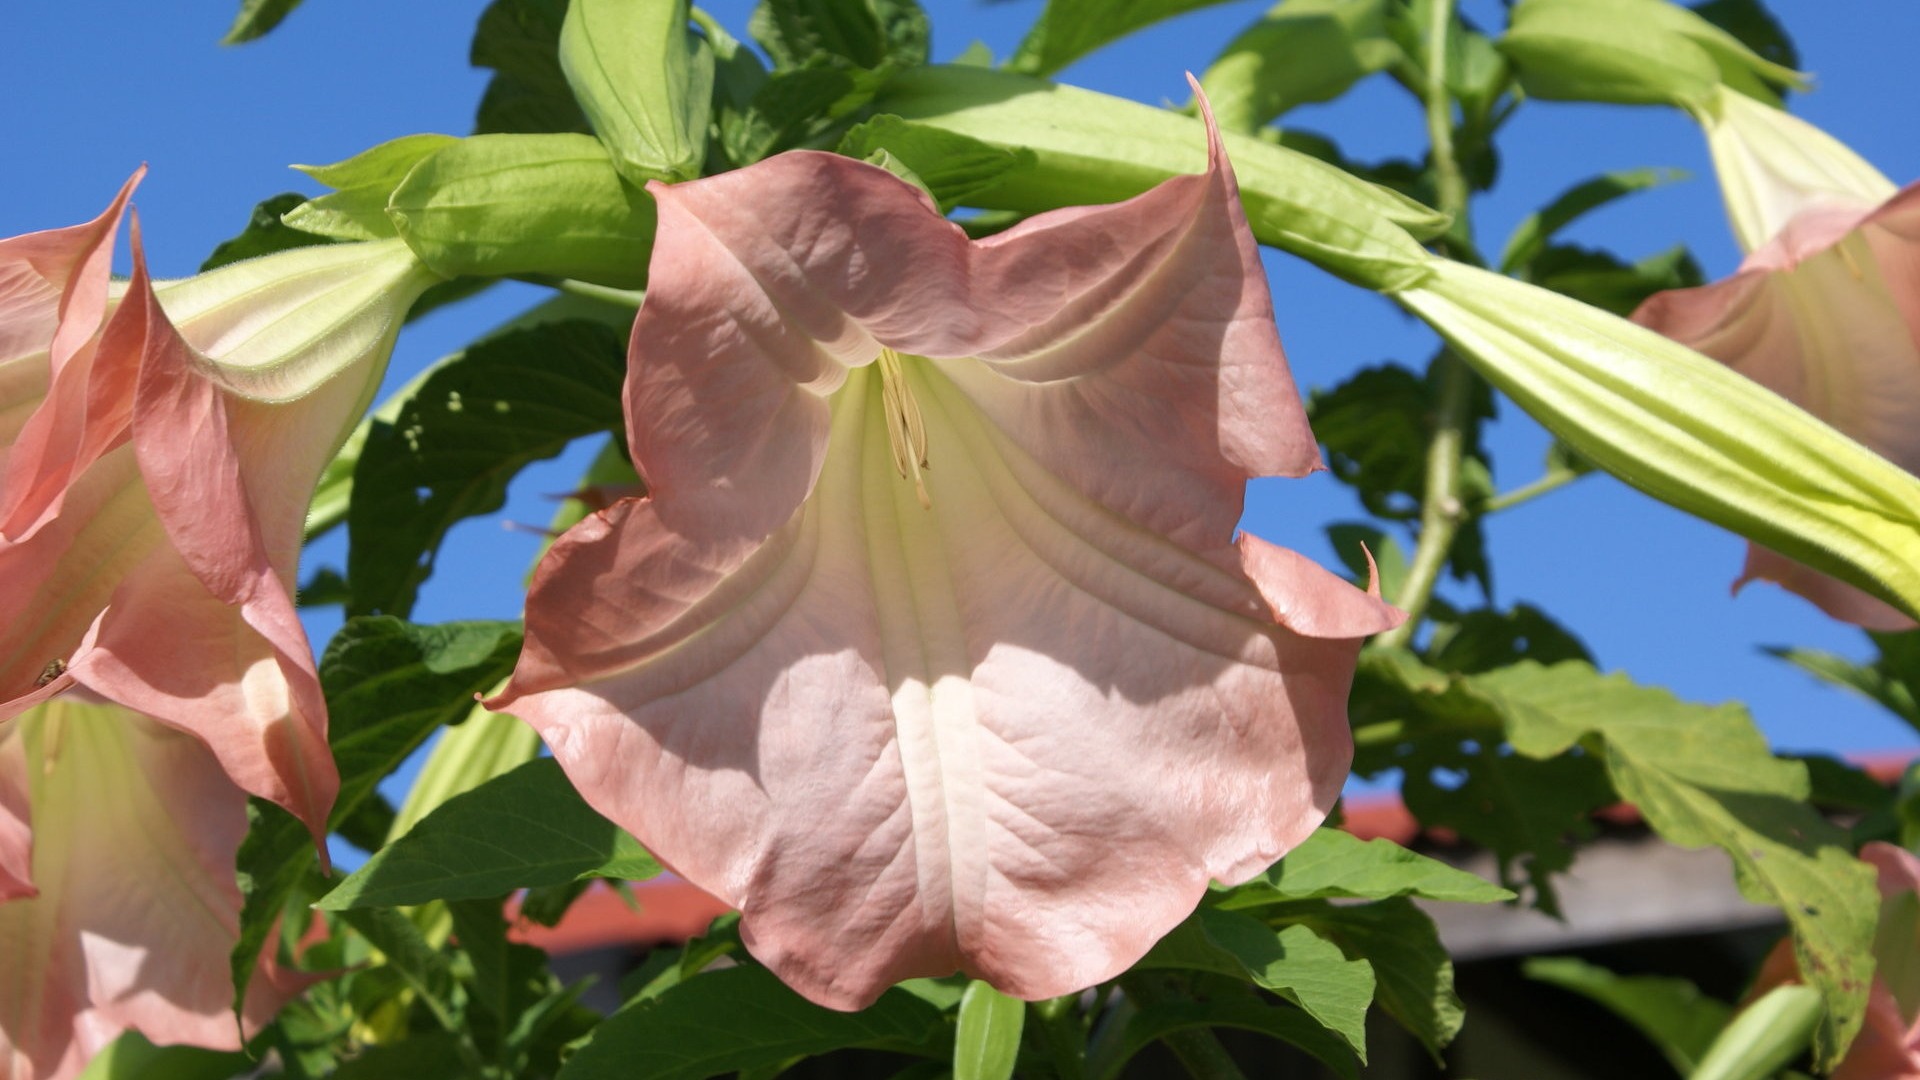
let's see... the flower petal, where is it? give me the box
[625,87,1316,552]
[498,355,1395,1008]
[0,172,140,541]
[0,698,302,1080]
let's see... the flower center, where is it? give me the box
[877,347,931,509]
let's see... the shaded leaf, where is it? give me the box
[472,0,594,135]
[1139,908,1373,1056]
[346,319,626,618]
[839,115,1036,211]
[1525,956,1732,1076]
[1524,243,1704,317]
[1426,603,1593,675]
[1219,827,1512,907]
[1769,630,1920,736]
[560,964,946,1078]
[1500,167,1687,272]
[199,193,336,273]
[1092,995,1358,1080]
[750,0,928,71]
[319,758,661,909]
[1200,0,1401,132]
[1008,0,1238,78]
[1692,0,1799,73]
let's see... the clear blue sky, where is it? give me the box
[6,0,1919,774]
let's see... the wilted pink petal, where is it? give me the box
[491,88,1402,1009]
[0,696,307,1080]
[1635,184,1920,630]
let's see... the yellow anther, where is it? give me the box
[876,347,932,509]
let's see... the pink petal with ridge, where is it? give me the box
[493,87,1401,1008]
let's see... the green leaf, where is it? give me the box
[1692,0,1800,73]
[1199,0,1401,132]
[749,0,928,71]
[229,618,522,1019]
[1009,0,1237,78]
[1499,167,1686,273]
[388,134,657,288]
[284,134,460,241]
[1372,653,1879,1067]
[199,193,336,273]
[221,0,304,43]
[1425,603,1593,675]
[1139,907,1373,1056]
[1768,630,1920,736]
[1398,257,1920,628]
[1218,827,1513,907]
[1523,243,1704,317]
[1524,956,1732,1075]
[345,318,625,618]
[338,906,468,1037]
[471,0,594,136]
[1280,898,1464,1057]
[838,116,1036,211]
[722,61,889,165]
[954,981,1025,1080]
[1092,996,1358,1080]
[319,759,661,909]
[561,0,714,184]
[560,964,946,1078]
[1351,650,1613,914]
[873,65,1446,288]
[76,1032,250,1080]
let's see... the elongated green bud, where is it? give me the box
[1500,0,1805,109]
[560,0,714,186]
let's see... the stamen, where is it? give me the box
[34,659,66,688]
[1838,237,1866,281]
[877,347,932,509]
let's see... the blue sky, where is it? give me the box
[6,0,1919,775]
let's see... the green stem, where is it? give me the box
[1483,468,1582,514]
[1116,974,1248,1080]
[1031,995,1088,1080]
[1380,350,1472,648]
[1381,0,1476,648]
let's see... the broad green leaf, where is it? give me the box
[229,618,522,1018]
[1371,652,1878,1066]
[1280,898,1464,1057]
[389,705,543,842]
[1200,0,1400,132]
[1219,827,1512,907]
[222,0,304,43]
[1398,258,1920,628]
[338,906,469,1038]
[873,65,1445,288]
[388,134,657,288]
[1008,0,1236,77]
[559,964,947,1078]
[839,116,1036,212]
[954,981,1025,1080]
[1524,956,1732,1075]
[199,193,336,273]
[284,134,460,241]
[306,288,639,541]
[345,318,625,618]
[1350,649,1613,914]
[471,0,595,136]
[1689,985,1822,1080]
[561,0,714,184]
[76,1032,249,1080]
[1878,888,1920,1026]
[1139,907,1373,1056]
[1425,603,1593,675]
[1499,0,1804,108]
[1091,996,1358,1080]
[325,1035,472,1080]
[722,62,891,165]
[749,0,929,71]
[320,758,661,909]
[1499,167,1686,272]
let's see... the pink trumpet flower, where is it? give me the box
[0,176,437,1077]
[1634,89,1920,630]
[487,86,1404,1010]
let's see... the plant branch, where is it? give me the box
[1483,468,1584,514]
